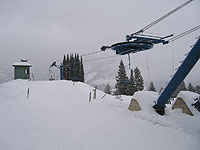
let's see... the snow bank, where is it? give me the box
[133,91,159,114]
[0,79,30,102]
[177,91,200,116]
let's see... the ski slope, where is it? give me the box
[0,80,200,150]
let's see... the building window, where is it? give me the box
[25,69,29,74]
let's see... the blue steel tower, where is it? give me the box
[153,38,200,115]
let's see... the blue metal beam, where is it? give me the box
[154,38,200,115]
[60,65,63,80]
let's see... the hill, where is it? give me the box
[0,80,200,150]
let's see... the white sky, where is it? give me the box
[0,0,200,86]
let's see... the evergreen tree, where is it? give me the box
[127,69,137,95]
[134,67,144,91]
[115,60,129,95]
[66,54,70,80]
[104,83,112,95]
[188,83,195,92]
[173,81,187,97]
[62,55,67,80]
[62,53,84,82]
[74,53,80,81]
[70,54,75,80]
[76,53,81,81]
[80,56,85,82]
[148,82,156,92]
[195,85,200,94]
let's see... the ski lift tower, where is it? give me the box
[49,61,64,80]
[153,38,200,115]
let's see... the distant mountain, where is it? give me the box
[0,70,13,84]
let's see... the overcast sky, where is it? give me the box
[0,0,200,86]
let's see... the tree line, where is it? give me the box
[62,53,84,82]
[147,81,200,96]
[172,81,200,97]
[104,59,200,96]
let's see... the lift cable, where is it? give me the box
[66,1,196,67]
[83,55,118,62]
[80,50,103,57]
[165,25,200,43]
[131,0,194,35]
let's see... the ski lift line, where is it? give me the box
[102,0,195,56]
[166,25,200,43]
[83,55,118,62]
[80,50,103,57]
[132,0,194,35]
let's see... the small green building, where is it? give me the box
[13,60,32,80]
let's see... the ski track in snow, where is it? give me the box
[0,80,200,150]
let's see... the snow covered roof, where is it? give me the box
[13,62,32,67]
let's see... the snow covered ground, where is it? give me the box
[0,80,200,150]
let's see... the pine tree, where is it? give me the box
[148,82,156,92]
[127,69,137,95]
[62,53,84,82]
[74,53,80,81]
[173,81,187,97]
[115,60,129,95]
[80,56,85,82]
[195,85,200,94]
[134,67,144,91]
[76,53,81,81]
[188,83,195,92]
[69,54,74,81]
[104,83,112,95]
[62,55,67,80]
[66,54,70,80]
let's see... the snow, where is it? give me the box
[13,62,32,67]
[0,80,200,150]
[177,91,200,116]
[133,91,159,113]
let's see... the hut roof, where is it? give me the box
[13,62,32,67]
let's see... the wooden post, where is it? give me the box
[27,88,30,98]
[101,94,106,99]
[93,86,97,99]
[89,92,91,102]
